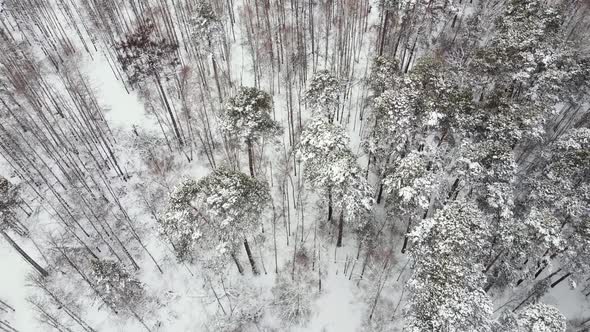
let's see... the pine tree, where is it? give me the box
[499,303,566,332]
[115,21,184,147]
[160,168,271,274]
[297,118,373,246]
[220,87,282,177]
[304,70,342,122]
[406,201,493,331]
[0,176,23,233]
[88,259,145,312]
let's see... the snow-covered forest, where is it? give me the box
[0,0,589,330]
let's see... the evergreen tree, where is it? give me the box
[297,118,373,246]
[304,70,342,122]
[406,201,493,331]
[160,168,271,274]
[499,303,566,332]
[220,87,282,177]
[115,21,184,146]
[89,259,145,312]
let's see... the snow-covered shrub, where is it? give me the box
[271,248,318,327]
[208,281,266,332]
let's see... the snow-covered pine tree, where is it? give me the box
[406,200,493,331]
[297,118,373,246]
[220,87,282,177]
[498,303,566,332]
[88,259,145,312]
[524,128,590,288]
[189,0,226,102]
[189,1,223,53]
[115,21,180,87]
[472,0,590,106]
[365,57,471,204]
[304,70,342,122]
[160,168,271,274]
[0,176,23,234]
[367,56,400,96]
[382,148,442,252]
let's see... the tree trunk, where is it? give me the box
[376,182,384,204]
[401,218,413,254]
[155,75,184,147]
[484,250,504,274]
[336,212,344,247]
[211,55,224,104]
[231,253,244,275]
[551,272,572,288]
[1,230,48,277]
[328,188,333,223]
[243,239,259,275]
[247,139,255,177]
[447,178,460,200]
[378,10,390,56]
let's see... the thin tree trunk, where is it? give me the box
[328,188,333,223]
[231,253,244,275]
[551,272,572,288]
[247,139,255,177]
[273,204,278,274]
[1,230,48,277]
[336,212,344,247]
[243,239,259,275]
[484,250,504,274]
[376,182,384,204]
[357,251,370,286]
[155,75,184,147]
[401,219,412,254]
[378,10,390,56]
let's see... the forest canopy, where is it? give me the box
[0,0,589,331]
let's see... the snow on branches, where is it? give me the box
[297,118,373,228]
[159,168,270,268]
[304,70,342,121]
[189,1,223,52]
[406,201,493,331]
[89,259,145,312]
[499,303,566,332]
[383,150,439,214]
[220,86,282,142]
